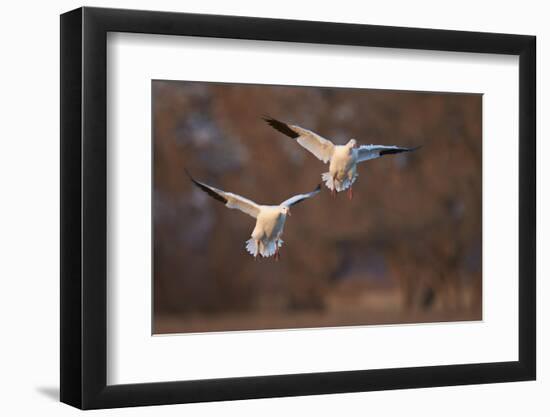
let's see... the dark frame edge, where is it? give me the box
[88,360,533,410]
[518,35,536,380]
[60,7,84,409]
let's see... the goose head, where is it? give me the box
[347,138,358,149]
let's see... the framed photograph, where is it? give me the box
[60,6,536,409]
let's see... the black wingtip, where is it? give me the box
[314,184,322,193]
[185,169,228,205]
[263,116,299,139]
[380,145,422,156]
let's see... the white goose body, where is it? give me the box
[324,142,359,192]
[187,171,320,258]
[264,117,420,198]
[248,206,288,257]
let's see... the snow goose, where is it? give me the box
[263,117,420,199]
[187,171,321,259]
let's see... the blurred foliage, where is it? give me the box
[153,80,482,333]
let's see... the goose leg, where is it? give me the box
[348,184,353,200]
[275,245,280,261]
[332,175,337,197]
[254,240,260,260]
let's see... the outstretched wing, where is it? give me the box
[357,144,421,163]
[280,184,322,207]
[263,117,335,163]
[186,171,261,219]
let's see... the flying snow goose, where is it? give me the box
[187,171,321,259]
[263,117,420,199]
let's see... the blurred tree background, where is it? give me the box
[153,80,482,334]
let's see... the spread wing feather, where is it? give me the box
[280,184,322,207]
[187,171,261,219]
[357,145,421,163]
[264,117,334,163]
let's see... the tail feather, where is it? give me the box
[245,239,258,256]
[321,172,356,192]
[245,238,284,258]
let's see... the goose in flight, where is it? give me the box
[263,117,420,199]
[187,171,321,259]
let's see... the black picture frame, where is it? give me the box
[60,6,536,410]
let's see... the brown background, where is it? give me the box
[152,80,482,334]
